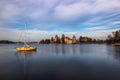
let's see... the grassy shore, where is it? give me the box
[111,43,120,46]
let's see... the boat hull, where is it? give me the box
[16,47,36,51]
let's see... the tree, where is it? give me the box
[106,29,120,43]
[56,37,61,43]
[45,39,50,44]
[40,40,45,44]
[51,37,54,43]
[93,39,97,43]
[79,36,83,43]
[61,34,65,44]
[54,35,61,44]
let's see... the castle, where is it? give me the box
[51,34,77,44]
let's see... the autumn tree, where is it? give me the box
[107,30,120,43]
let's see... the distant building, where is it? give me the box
[52,35,60,43]
[53,35,59,42]
[72,35,77,44]
[51,34,77,44]
[64,37,72,44]
[68,39,72,44]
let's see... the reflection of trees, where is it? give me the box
[15,51,36,79]
[79,44,91,54]
[112,46,120,61]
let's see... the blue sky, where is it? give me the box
[0,0,120,41]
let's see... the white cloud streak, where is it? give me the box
[54,0,120,20]
[86,26,108,31]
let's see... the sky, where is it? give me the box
[0,0,120,41]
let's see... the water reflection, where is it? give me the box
[72,45,76,55]
[54,44,59,55]
[15,51,36,79]
[1,44,120,80]
[61,45,66,55]
[112,46,120,61]
[53,44,78,56]
[16,51,36,56]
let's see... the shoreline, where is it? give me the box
[111,43,120,46]
[0,42,120,46]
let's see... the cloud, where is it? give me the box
[108,21,120,26]
[86,26,108,31]
[54,1,90,20]
[0,27,77,41]
[0,0,27,19]
[0,27,20,41]
[54,0,120,20]
[0,0,120,40]
[0,26,117,41]
[85,20,120,31]
[0,0,120,24]
[83,10,120,26]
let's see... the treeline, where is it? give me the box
[40,39,51,44]
[39,35,106,44]
[78,36,106,44]
[0,40,15,44]
[1,29,119,44]
[106,29,120,44]
[40,29,120,44]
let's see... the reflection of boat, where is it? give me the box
[17,50,36,55]
[15,50,36,79]
[16,23,36,51]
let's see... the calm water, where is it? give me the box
[0,44,120,80]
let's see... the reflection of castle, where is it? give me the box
[51,34,77,44]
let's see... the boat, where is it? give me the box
[16,45,36,51]
[16,23,36,51]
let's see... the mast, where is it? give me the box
[24,22,27,47]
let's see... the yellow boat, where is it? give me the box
[16,46,36,51]
[16,23,37,51]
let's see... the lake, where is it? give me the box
[0,44,120,80]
